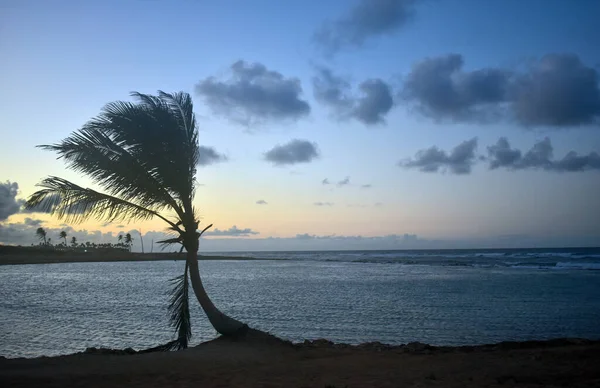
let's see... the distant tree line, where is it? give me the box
[34,227,133,253]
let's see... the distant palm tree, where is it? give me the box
[25,91,246,349]
[35,227,47,245]
[71,236,77,247]
[59,230,67,246]
[124,233,133,252]
[118,234,123,246]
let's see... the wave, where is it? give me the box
[209,248,600,271]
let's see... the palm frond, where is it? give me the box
[157,91,200,167]
[156,237,183,251]
[53,92,200,212]
[167,262,191,350]
[25,176,175,226]
[39,127,183,217]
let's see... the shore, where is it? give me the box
[1,333,599,387]
[0,252,266,266]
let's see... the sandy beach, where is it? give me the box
[1,331,599,388]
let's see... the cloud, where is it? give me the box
[361,184,372,188]
[487,137,600,172]
[401,53,600,127]
[255,200,268,205]
[337,176,351,187]
[322,178,330,185]
[314,0,420,54]
[353,79,395,124]
[312,67,394,125]
[23,218,43,227]
[198,146,228,166]
[511,54,600,127]
[399,138,478,174]
[402,54,511,122]
[314,202,334,206]
[0,181,21,221]
[204,225,259,237]
[264,139,320,166]
[312,67,354,115]
[195,60,310,125]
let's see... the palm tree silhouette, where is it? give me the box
[71,236,77,247]
[35,227,47,245]
[25,91,246,348]
[124,233,133,252]
[59,230,67,246]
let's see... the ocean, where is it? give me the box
[1,247,599,358]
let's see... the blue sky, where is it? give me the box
[1,0,600,250]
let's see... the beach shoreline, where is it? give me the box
[2,335,599,387]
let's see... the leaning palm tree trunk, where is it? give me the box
[186,250,246,335]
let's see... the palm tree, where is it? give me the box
[71,236,77,247]
[124,233,133,252]
[36,227,47,245]
[118,234,123,247]
[59,230,68,246]
[25,91,247,349]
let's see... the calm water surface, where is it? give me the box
[1,249,600,358]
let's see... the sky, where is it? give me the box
[1,0,600,251]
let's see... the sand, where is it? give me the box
[1,331,599,387]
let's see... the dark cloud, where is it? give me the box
[402,54,511,122]
[256,200,268,205]
[486,138,522,169]
[322,178,330,185]
[198,146,227,166]
[402,53,600,128]
[116,225,125,229]
[353,79,394,124]
[399,138,478,174]
[314,202,334,206]
[314,0,419,54]
[312,67,394,125]
[204,225,259,237]
[337,176,351,187]
[195,60,310,125]
[0,181,21,221]
[264,139,320,166]
[512,54,600,127]
[361,184,372,188]
[487,137,600,172]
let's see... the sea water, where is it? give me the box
[1,247,599,358]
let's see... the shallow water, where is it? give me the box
[1,249,600,358]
